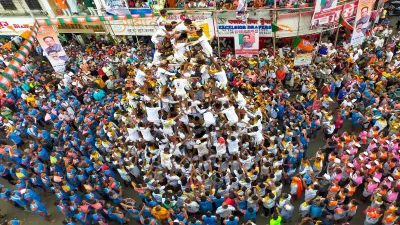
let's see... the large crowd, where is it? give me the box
[0,9,400,225]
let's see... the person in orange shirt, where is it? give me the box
[276,67,286,82]
[151,205,169,221]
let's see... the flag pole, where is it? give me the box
[335,8,344,47]
[213,12,221,57]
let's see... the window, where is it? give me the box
[25,0,42,10]
[0,0,17,10]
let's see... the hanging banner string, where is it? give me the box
[0,23,40,98]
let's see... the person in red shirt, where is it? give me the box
[224,193,236,207]
[276,67,286,81]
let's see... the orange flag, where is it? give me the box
[20,30,32,39]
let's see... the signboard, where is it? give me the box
[294,53,313,66]
[104,0,130,15]
[57,23,106,33]
[311,1,358,29]
[216,18,272,37]
[234,29,259,56]
[350,0,374,46]
[37,26,68,73]
[110,13,215,38]
[0,17,34,35]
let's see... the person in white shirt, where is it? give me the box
[385,50,394,63]
[156,60,176,85]
[227,135,239,155]
[172,74,190,99]
[134,63,148,86]
[145,103,161,125]
[188,29,213,58]
[222,103,239,125]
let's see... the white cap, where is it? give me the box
[374,160,379,165]
[347,163,354,168]
[346,150,351,154]
[334,158,341,164]
[373,138,378,143]
[366,164,371,169]
[388,176,394,182]
[373,177,380,183]
[323,174,331,180]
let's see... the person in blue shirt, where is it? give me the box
[310,201,324,218]
[212,193,224,209]
[0,163,15,185]
[202,211,217,225]
[6,130,24,148]
[224,215,239,225]
[198,196,213,213]
[6,220,22,225]
[240,207,257,221]
[56,200,74,218]
[30,199,55,221]
[74,207,92,225]
[93,89,106,101]
[85,190,101,201]
[22,188,42,202]
[351,108,363,130]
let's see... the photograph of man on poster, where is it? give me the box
[357,6,370,26]
[42,36,68,61]
[321,0,335,10]
[312,19,320,29]
[47,50,66,73]
[240,34,254,49]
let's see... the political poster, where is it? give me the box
[350,0,374,47]
[311,1,357,29]
[104,0,130,15]
[293,53,313,66]
[37,26,68,73]
[234,29,259,56]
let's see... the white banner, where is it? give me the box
[0,17,34,35]
[110,13,215,38]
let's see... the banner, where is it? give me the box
[350,0,374,47]
[234,29,259,56]
[294,53,313,66]
[0,18,34,35]
[216,18,272,37]
[311,1,357,29]
[110,13,215,38]
[36,26,68,73]
[104,0,130,15]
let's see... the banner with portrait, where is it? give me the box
[350,0,374,47]
[104,0,130,15]
[311,1,357,29]
[37,26,68,73]
[234,29,259,56]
